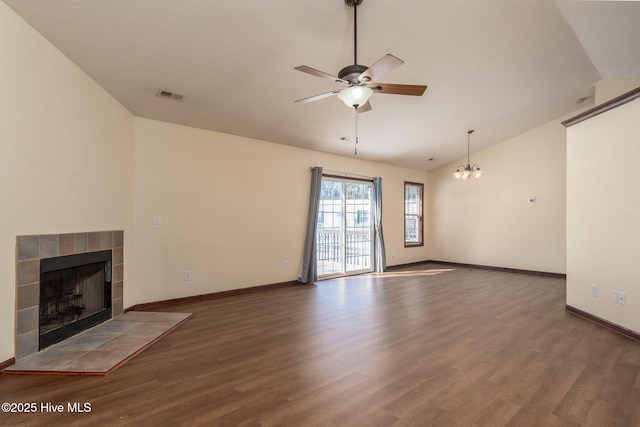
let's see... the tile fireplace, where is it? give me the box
[15,231,124,360]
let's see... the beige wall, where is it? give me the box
[130,118,429,305]
[0,3,135,361]
[595,79,640,105]
[427,117,570,274]
[566,97,640,333]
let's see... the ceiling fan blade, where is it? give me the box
[357,101,372,113]
[294,66,349,85]
[358,54,404,83]
[367,83,427,96]
[295,90,341,104]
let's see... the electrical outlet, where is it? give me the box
[184,270,192,281]
[612,291,619,303]
[591,284,598,297]
[153,217,162,229]
[618,292,625,305]
[283,260,289,269]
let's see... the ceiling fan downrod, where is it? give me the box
[345,0,364,66]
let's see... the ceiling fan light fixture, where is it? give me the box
[338,85,373,108]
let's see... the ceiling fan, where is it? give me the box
[294,0,427,113]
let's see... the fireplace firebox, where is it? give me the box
[39,250,112,350]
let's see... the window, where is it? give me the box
[356,210,369,225]
[404,182,424,247]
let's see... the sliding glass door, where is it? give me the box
[316,177,373,277]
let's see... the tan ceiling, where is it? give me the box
[4,0,640,170]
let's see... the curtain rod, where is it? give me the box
[309,167,374,181]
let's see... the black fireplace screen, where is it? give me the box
[39,250,112,350]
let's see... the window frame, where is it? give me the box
[316,175,375,278]
[404,181,424,247]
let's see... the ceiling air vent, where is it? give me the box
[156,89,186,102]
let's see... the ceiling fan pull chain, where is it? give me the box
[354,107,359,155]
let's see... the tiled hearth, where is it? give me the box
[5,311,192,375]
[15,231,124,360]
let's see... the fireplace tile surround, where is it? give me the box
[15,231,124,360]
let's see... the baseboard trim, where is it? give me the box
[0,357,15,371]
[125,280,301,312]
[124,262,565,311]
[423,260,566,279]
[388,260,565,278]
[566,305,640,343]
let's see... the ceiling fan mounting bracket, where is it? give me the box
[338,64,368,83]
[344,0,364,7]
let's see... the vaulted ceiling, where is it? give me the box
[4,0,640,170]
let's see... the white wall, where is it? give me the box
[130,118,429,306]
[566,96,640,333]
[427,117,570,274]
[0,2,135,362]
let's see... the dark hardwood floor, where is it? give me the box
[2,263,639,426]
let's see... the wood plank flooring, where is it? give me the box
[1,263,639,426]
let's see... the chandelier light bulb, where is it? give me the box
[338,85,373,108]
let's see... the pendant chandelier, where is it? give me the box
[453,130,483,179]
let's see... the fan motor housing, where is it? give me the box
[338,64,368,83]
[344,0,364,7]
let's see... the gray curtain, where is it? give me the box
[373,177,386,272]
[298,166,323,283]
